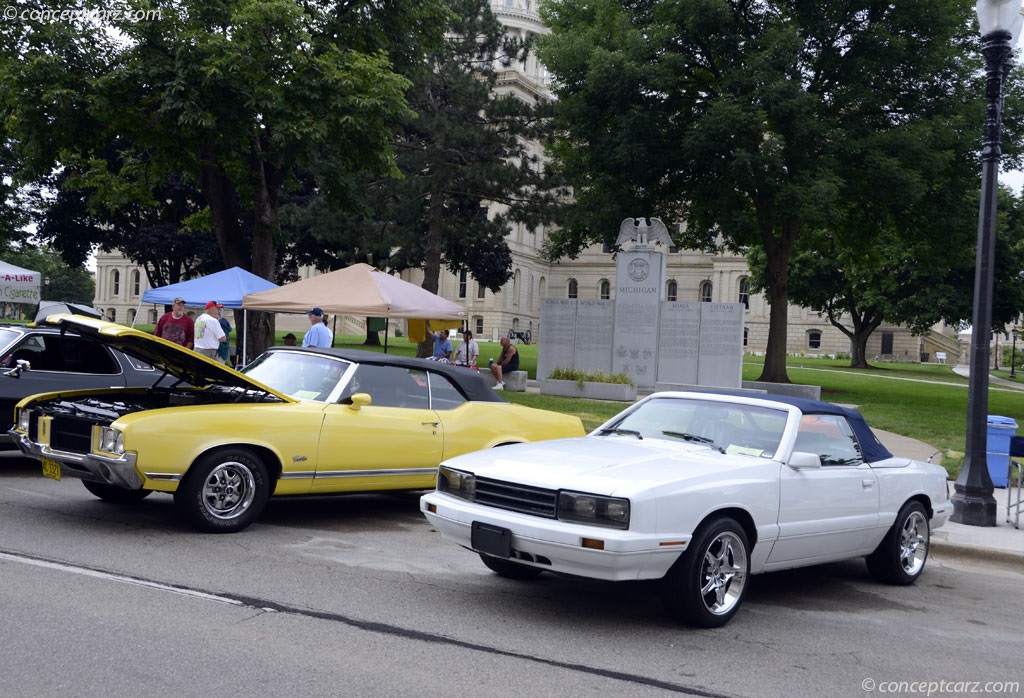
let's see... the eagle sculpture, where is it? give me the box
[615,217,674,249]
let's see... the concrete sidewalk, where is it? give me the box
[874,429,1023,563]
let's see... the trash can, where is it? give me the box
[986,415,1018,488]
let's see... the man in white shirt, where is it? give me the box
[453,329,479,367]
[194,301,227,360]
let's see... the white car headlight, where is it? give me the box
[98,427,124,455]
[438,466,475,500]
[558,491,630,529]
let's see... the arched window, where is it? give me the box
[128,308,137,323]
[743,328,748,347]
[107,308,117,322]
[808,331,822,350]
[599,279,610,300]
[458,270,467,299]
[111,270,120,296]
[132,270,141,296]
[149,309,157,324]
[738,277,750,309]
[667,280,678,302]
[539,277,546,299]
[700,281,712,302]
[513,269,520,306]
[568,278,578,299]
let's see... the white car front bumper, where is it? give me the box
[420,492,688,582]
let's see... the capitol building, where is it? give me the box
[92,1,962,365]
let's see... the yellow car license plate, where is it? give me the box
[41,457,61,481]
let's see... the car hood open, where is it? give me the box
[45,314,292,399]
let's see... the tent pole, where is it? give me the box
[384,319,389,354]
[130,301,144,328]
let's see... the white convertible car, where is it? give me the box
[421,391,953,627]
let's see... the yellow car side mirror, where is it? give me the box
[348,392,372,411]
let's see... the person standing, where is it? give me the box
[217,312,232,365]
[453,329,479,368]
[154,297,194,349]
[490,336,519,390]
[194,301,227,359]
[303,307,333,348]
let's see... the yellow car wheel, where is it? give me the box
[175,448,270,533]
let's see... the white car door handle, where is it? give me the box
[862,478,875,488]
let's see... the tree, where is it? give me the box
[1,0,447,355]
[537,0,1006,382]
[32,169,223,292]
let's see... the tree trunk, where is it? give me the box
[755,226,794,383]
[849,331,871,369]
[364,328,381,346]
[422,186,445,294]
[245,153,283,357]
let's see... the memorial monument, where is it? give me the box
[539,217,745,391]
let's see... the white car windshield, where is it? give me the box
[598,396,788,457]
[242,351,351,402]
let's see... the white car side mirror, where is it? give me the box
[788,451,822,469]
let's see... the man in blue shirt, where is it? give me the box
[429,327,453,362]
[302,307,333,348]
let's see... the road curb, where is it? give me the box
[930,538,1024,566]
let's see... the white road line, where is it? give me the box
[0,551,244,606]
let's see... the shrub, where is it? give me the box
[547,366,635,388]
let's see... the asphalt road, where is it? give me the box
[2,452,1022,698]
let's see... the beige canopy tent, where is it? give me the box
[242,263,466,350]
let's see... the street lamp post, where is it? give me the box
[953,0,1024,526]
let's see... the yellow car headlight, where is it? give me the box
[99,427,124,455]
[16,408,30,432]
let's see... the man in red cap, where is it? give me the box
[194,301,226,360]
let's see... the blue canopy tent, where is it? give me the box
[138,267,277,309]
[135,267,278,364]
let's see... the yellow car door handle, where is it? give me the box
[422,421,439,427]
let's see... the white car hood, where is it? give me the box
[446,435,758,497]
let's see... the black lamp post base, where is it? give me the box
[950,491,997,526]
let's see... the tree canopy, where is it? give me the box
[1,0,447,353]
[537,0,1014,381]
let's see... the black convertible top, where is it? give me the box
[266,346,507,404]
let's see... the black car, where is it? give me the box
[0,323,165,444]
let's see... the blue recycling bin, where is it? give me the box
[986,415,1018,488]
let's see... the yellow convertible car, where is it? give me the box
[9,316,584,533]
